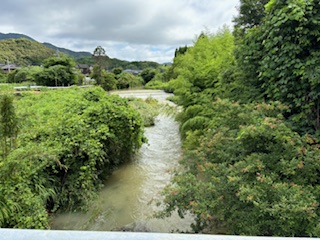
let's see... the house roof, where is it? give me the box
[1,64,19,70]
[123,69,142,75]
[77,64,91,68]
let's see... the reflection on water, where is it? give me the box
[51,91,193,232]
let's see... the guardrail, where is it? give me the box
[1,229,318,240]
[13,85,94,91]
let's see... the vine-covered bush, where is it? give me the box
[160,99,320,236]
[0,87,144,228]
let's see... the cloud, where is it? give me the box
[0,0,240,63]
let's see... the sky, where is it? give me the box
[0,0,240,63]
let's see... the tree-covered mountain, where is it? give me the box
[42,42,92,58]
[0,33,92,59]
[0,32,161,69]
[0,38,55,66]
[0,33,35,42]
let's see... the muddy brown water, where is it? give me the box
[50,90,193,232]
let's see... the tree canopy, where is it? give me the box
[0,38,54,66]
[34,56,79,86]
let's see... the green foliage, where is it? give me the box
[92,46,108,70]
[0,70,6,83]
[7,66,42,83]
[144,66,172,90]
[124,61,159,70]
[91,47,120,90]
[167,27,235,108]
[155,1,320,237]
[116,72,144,89]
[42,42,92,59]
[236,0,320,133]
[139,68,157,84]
[160,99,320,236]
[145,80,169,90]
[90,67,117,91]
[0,94,19,160]
[34,57,78,86]
[76,56,95,65]
[232,25,266,102]
[112,67,123,75]
[127,97,160,127]
[233,0,269,33]
[101,71,117,90]
[0,38,54,66]
[174,46,189,57]
[0,153,51,228]
[261,0,320,132]
[43,56,75,69]
[0,87,145,228]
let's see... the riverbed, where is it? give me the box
[50,90,193,232]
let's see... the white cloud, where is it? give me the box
[0,0,240,63]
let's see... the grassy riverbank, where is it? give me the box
[0,86,148,228]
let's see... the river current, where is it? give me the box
[51,90,193,232]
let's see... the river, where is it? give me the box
[50,90,193,232]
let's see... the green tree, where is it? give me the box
[112,67,123,75]
[7,66,43,84]
[90,66,117,90]
[233,0,269,32]
[262,0,320,133]
[167,27,235,107]
[140,68,157,84]
[237,0,320,133]
[174,46,189,57]
[43,56,75,69]
[0,94,18,160]
[35,56,78,86]
[91,46,111,87]
[231,0,270,103]
[117,72,144,89]
[92,46,107,70]
[101,70,117,91]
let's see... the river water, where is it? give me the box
[51,90,193,232]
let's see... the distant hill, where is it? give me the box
[42,42,92,58]
[0,33,35,42]
[0,38,55,66]
[76,56,160,70]
[0,32,161,69]
[0,32,92,59]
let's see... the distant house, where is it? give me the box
[123,69,142,75]
[1,63,20,73]
[77,64,92,75]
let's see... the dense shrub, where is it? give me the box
[160,99,320,236]
[0,87,145,228]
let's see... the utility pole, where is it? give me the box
[56,49,60,58]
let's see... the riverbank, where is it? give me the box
[51,90,193,232]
